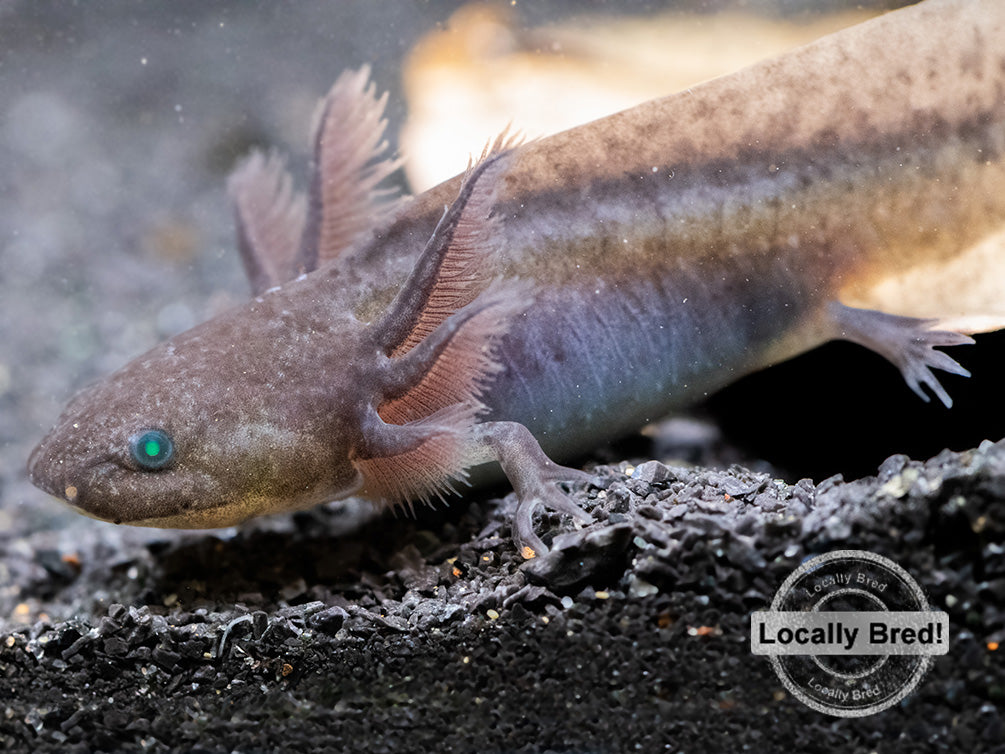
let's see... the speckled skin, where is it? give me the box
[27,0,1005,551]
[340,0,1005,458]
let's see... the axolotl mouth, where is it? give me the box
[27,438,263,529]
[28,440,139,524]
[27,427,188,526]
[27,402,360,530]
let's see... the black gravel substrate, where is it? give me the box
[1,440,1003,752]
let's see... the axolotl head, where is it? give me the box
[27,292,368,528]
[28,128,527,532]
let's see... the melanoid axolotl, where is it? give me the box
[28,0,1005,557]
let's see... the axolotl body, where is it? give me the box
[28,0,1005,555]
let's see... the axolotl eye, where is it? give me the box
[129,429,175,471]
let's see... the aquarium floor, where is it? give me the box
[1,437,1002,753]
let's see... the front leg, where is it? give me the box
[354,411,594,557]
[471,421,595,558]
[351,146,593,556]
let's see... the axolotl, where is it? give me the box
[28,0,1005,556]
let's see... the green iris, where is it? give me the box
[130,429,175,471]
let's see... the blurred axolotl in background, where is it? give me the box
[28,0,1005,557]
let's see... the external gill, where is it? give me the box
[348,149,593,555]
[228,66,405,295]
[228,67,593,555]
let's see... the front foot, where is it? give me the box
[511,463,595,559]
[473,421,595,557]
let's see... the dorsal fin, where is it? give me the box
[228,150,307,295]
[294,66,404,275]
[376,148,516,359]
